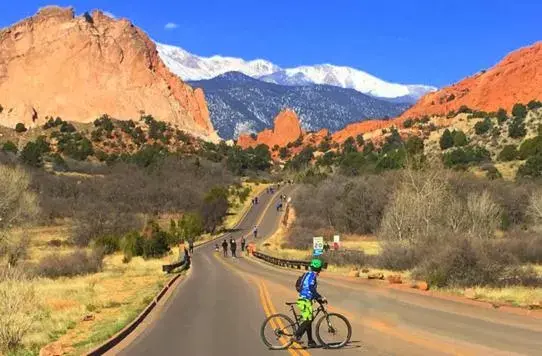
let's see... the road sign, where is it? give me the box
[313,236,324,256]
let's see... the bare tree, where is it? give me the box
[0,166,39,267]
[466,190,501,239]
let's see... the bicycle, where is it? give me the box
[260,299,352,350]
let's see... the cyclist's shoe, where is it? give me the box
[290,336,303,344]
[307,341,318,349]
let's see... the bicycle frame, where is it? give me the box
[287,300,328,329]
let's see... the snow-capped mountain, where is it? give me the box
[188,72,410,139]
[157,43,437,100]
[157,43,279,81]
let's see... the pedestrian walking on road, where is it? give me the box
[253,226,258,239]
[230,238,237,258]
[188,239,194,254]
[222,239,228,257]
[241,237,246,252]
[183,245,191,267]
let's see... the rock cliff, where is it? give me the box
[0,6,218,141]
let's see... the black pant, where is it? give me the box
[296,320,315,343]
[241,243,245,251]
[223,248,227,257]
[231,249,237,257]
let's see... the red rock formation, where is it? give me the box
[238,109,302,148]
[0,6,218,141]
[332,119,390,143]
[401,41,542,119]
[332,42,542,143]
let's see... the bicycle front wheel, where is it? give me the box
[260,313,296,350]
[315,312,352,349]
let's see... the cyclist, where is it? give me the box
[293,258,326,348]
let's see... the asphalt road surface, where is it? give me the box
[114,185,542,356]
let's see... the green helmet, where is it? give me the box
[310,258,323,270]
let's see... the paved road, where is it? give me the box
[115,185,542,356]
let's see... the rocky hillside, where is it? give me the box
[188,72,409,139]
[0,7,218,141]
[329,41,542,143]
[401,41,542,119]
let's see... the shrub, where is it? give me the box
[356,134,365,147]
[200,186,229,233]
[1,141,18,154]
[483,165,502,180]
[317,140,330,153]
[442,146,490,168]
[474,118,492,135]
[36,249,104,278]
[412,237,510,288]
[176,212,204,243]
[60,122,76,133]
[508,118,527,138]
[527,100,542,110]
[440,129,455,150]
[342,137,357,154]
[0,268,39,353]
[457,105,472,114]
[405,136,424,155]
[498,145,518,161]
[376,242,419,270]
[120,232,144,260]
[518,136,542,159]
[512,103,527,119]
[403,119,413,128]
[496,108,508,124]
[94,234,121,254]
[14,123,27,133]
[452,130,468,147]
[279,147,289,159]
[517,154,542,178]
[20,137,50,167]
[142,224,170,259]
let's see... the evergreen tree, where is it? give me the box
[439,129,454,150]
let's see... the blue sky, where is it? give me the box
[1,0,541,87]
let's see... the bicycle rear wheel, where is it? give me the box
[260,313,296,350]
[315,312,352,349]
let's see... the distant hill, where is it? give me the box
[188,72,410,139]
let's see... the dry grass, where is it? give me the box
[442,286,542,307]
[340,237,382,255]
[18,252,172,355]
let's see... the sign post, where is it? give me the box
[333,235,340,250]
[313,236,324,256]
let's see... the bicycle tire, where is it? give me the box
[260,313,296,350]
[315,312,352,349]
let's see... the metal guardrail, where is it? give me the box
[252,251,328,270]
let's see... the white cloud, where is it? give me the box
[103,11,116,19]
[164,22,179,30]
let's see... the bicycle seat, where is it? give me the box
[285,302,297,306]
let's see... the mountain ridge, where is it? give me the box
[157,43,436,101]
[188,71,410,139]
